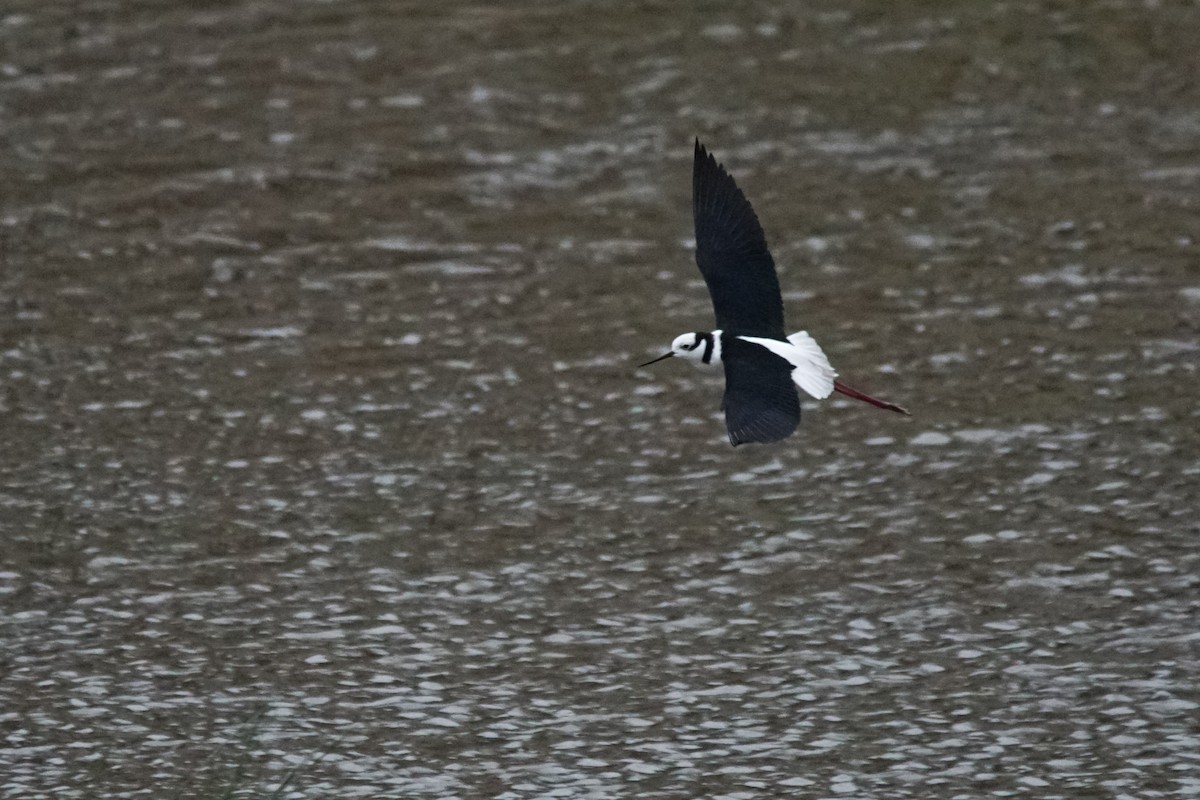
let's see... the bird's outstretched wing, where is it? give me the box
[693,140,786,339]
[721,337,800,446]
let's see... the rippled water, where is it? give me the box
[3,2,1199,798]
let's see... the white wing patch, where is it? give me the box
[738,332,837,400]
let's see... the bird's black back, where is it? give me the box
[693,140,786,339]
[721,335,800,446]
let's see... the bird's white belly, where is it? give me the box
[737,333,837,399]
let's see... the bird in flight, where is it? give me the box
[640,140,910,446]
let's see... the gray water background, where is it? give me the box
[2,2,1199,798]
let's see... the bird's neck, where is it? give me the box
[702,330,722,365]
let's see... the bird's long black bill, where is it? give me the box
[638,352,674,368]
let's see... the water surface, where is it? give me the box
[2,2,1198,797]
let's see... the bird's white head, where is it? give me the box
[639,330,722,369]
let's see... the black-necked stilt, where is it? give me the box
[640,140,910,446]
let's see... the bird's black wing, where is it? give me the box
[721,337,800,446]
[693,139,786,339]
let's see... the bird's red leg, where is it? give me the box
[833,380,911,416]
